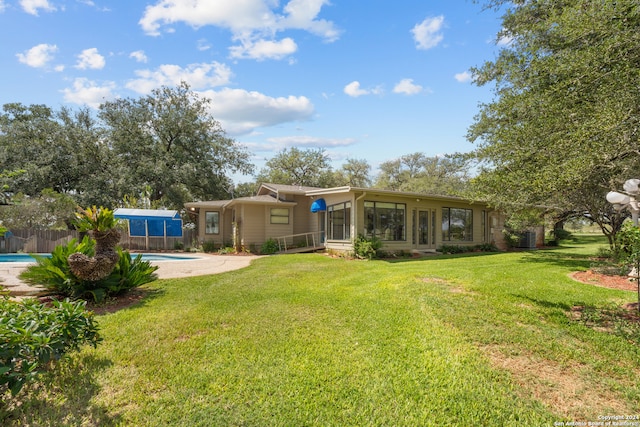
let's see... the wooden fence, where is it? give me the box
[1,228,198,253]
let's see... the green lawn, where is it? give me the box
[5,235,640,426]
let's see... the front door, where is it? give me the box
[415,210,433,249]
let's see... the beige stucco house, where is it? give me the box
[185,183,522,254]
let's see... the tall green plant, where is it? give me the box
[103,250,159,296]
[73,205,121,232]
[20,237,96,298]
[19,238,158,303]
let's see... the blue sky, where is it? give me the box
[0,0,507,183]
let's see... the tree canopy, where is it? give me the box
[468,0,640,242]
[255,148,374,189]
[255,147,338,188]
[0,83,253,212]
[374,153,470,196]
[99,82,253,208]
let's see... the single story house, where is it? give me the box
[184,183,526,254]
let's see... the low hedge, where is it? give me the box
[0,295,101,396]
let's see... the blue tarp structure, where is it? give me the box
[310,198,326,213]
[114,208,183,237]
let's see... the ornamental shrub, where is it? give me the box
[19,237,158,303]
[260,238,279,255]
[19,236,96,298]
[0,295,101,396]
[353,235,382,260]
[201,241,217,253]
[102,250,159,298]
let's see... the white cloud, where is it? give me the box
[77,0,110,11]
[393,78,423,95]
[20,0,56,15]
[229,37,297,61]
[497,34,514,46]
[454,71,472,83]
[344,81,382,98]
[16,43,58,68]
[280,0,341,41]
[75,48,106,70]
[139,0,340,60]
[199,87,315,135]
[266,135,356,149]
[61,78,116,108]
[411,15,445,50]
[197,39,211,51]
[0,1,6,12]
[125,61,233,94]
[129,50,148,63]
[344,81,367,97]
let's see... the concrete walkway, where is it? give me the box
[1,253,262,296]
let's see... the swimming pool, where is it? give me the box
[0,253,199,263]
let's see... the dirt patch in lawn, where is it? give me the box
[40,288,157,315]
[86,289,153,315]
[482,345,633,420]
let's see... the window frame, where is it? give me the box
[270,208,290,224]
[442,207,474,242]
[364,201,406,241]
[205,211,220,235]
[327,201,351,241]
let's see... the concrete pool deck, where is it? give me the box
[1,253,262,296]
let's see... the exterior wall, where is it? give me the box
[239,205,266,248]
[222,212,234,244]
[489,211,507,250]
[263,205,294,244]
[292,195,316,235]
[193,189,517,253]
[324,192,496,253]
[197,209,234,247]
[318,193,356,250]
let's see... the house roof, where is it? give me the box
[259,183,323,195]
[230,195,297,206]
[184,183,483,211]
[184,200,229,209]
[305,186,476,204]
[184,194,297,210]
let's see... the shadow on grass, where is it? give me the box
[90,286,165,315]
[1,354,120,426]
[382,251,504,264]
[514,294,574,313]
[518,248,594,271]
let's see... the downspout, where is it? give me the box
[355,192,366,241]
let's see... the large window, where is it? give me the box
[364,201,406,241]
[442,208,473,241]
[205,211,219,234]
[270,208,289,224]
[327,202,351,240]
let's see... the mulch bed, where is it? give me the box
[38,288,150,315]
[86,288,150,315]
[570,270,640,321]
[571,270,638,292]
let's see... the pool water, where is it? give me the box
[0,253,198,263]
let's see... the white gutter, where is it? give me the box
[354,192,366,239]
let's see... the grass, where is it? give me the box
[3,234,640,426]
